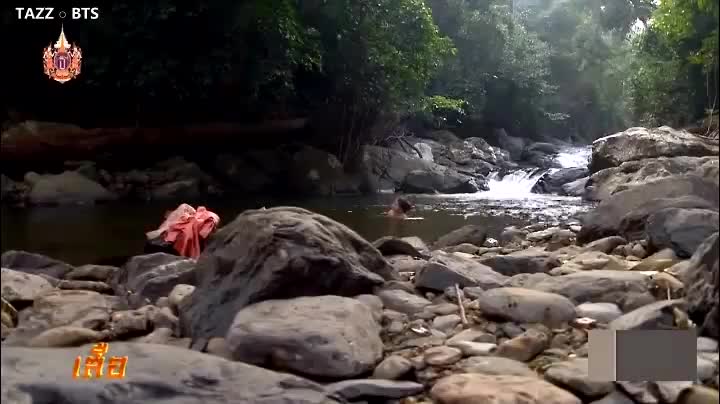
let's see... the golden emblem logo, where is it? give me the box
[43,25,82,83]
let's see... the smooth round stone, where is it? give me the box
[372,355,413,380]
[432,314,462,334]
[447,341,497,356]
[697,356,717,382]
[424,346,463,366]
[576,302,623,323]
[697,337,719,353]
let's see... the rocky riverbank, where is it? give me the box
[1,121,583,207]
[2,205,719,403]
[2,123,719,403]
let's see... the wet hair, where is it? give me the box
[396,197,413,213]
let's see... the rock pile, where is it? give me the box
[2,204,718,404]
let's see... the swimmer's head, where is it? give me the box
[394,197,414,213]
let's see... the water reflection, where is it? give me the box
[1,192,592,265]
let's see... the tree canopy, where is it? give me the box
[4,0,718,150]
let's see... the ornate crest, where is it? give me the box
[43,25,82,83]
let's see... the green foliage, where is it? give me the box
[421,95,468,128]
[627,0,719,126]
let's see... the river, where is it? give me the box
[0,147,593,265]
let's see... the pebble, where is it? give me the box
[455,356,536,377]
[447,341,497,356]
[377,289,432,315]
[697,337,718,352]
[372,355,413,380]
[427,303,459,315]
[543,358,615,398]
[447,328,497,345]
[496,329,550,362]
[424,346,463,366]
[576,302,623,323]
[168,284,195,313]
[697,356,717,382]
[326,379,424,401]
[432,314,462,334]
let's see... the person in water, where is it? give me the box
[386,197,414,219]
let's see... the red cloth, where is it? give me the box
[146,204,220,259]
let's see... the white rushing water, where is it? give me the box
[483,145,591,197]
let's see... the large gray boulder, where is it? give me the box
[530,270,654,312]
[531,168,589,195]
[584,156,718,201]
[645,208,719,258]
[226,295,383,379]
[1,250,75,279]
[182,207,395,340]
[1,343,340,404]
[577,174,719,244]
[617,196,717,241]
[27,170,116,205]
[400,167,481,194]
[3,290,111,346]
[682,233,719,339]
[110,253,197,308]
[589,126,719,174]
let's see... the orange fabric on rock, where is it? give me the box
[147,204,220,259]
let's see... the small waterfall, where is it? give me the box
[484,145,591,197]
[484,169,547,197]
[555,146,591,168]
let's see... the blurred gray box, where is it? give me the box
[615,329,697,381]
[589,329,616,381]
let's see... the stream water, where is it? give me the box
[0,147,594,265]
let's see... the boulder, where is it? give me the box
[400,167,481,194]
[561,176,589,197]
[352,145,437,192]
[479,254,560,276]
[1,250,75,279]
[530,270,653,312]
[645,208,719,258]
[372,237,424,258]
[0,174,29,204]
[475,287,577,327]
[682,233,719,339]
[589,126,719,174]
[414,252,507,291]
[609,299,685,331]
[376,288,432,315]
[1,343,340,403]
[577,174,719,244]
[214,153,275,193]
[431,374,582,404]
[110,253,197,308]
[531,168,589,195]
[434,225,487,249]
[182,207,395,340]
[288,146,350,196]
[585,156,719,201]
[618,196,717,241]
[27,171,116,205]
[3,290,111,346]
[326,380,424,401]
[226,295,383,379]
[544,358,615,398]
[1,268,53,306]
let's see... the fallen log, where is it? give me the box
[1,119,310,169]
